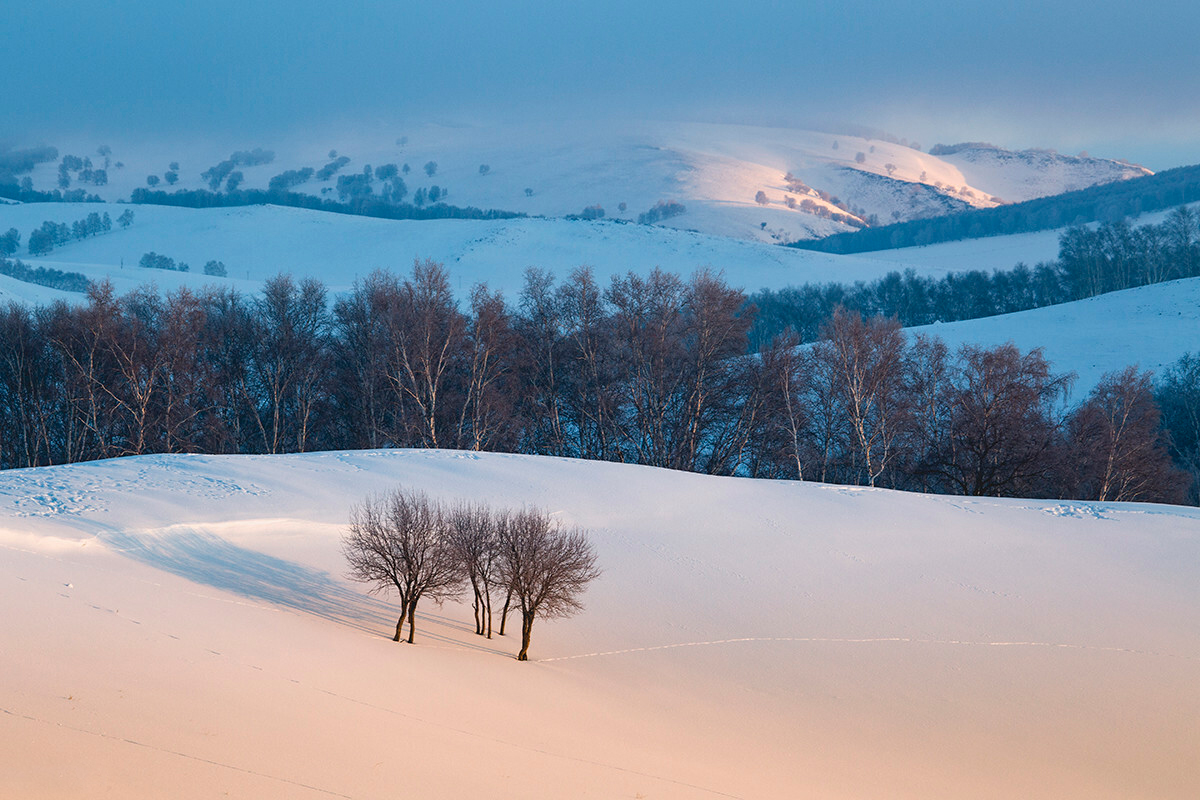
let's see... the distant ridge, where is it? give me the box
[790,163,1200,255]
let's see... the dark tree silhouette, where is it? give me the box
[929,344,1071,496]
[1067,366,1187,503]
[343,488,464,643]
[447,502,503,637]
[498,507,599,661]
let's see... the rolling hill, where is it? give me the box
[11,121,1150,244]
[2,449,1197,798]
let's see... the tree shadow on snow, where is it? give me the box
[100,527,493,648]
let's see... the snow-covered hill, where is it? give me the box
[936,142,1151,204]
[1,449,1197,798]
[0,202,944,304]
[19,121,1151,244]
[911,277,1200,398]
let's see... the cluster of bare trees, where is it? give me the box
[343,488,600,660]
[0,261,1193,503]
[755,309,1189,502]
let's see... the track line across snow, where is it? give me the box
[538,636,1197,662]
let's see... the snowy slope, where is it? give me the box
[20,121,1152,244]
[911,277,1200,397]
[1,449,1197,799]
[938,144,1151,204]
[0,202,936,302]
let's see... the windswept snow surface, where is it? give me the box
[912,277,1200,397]
[1,450,1198,798]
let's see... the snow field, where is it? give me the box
[1,449,1198,798]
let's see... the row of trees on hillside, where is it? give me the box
[0,263,1194,503]
[25,210,132,256]
[344,488,599,660]
[750,207,1200,345]
[129,186,522,222]
[0,257,91,292]
[793,164,1200,254]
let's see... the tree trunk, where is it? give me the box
[472,584,483,635]
[484,592,493,639]
[517,611,535,661]
[406,601,417,644]
[498,588,513,635]
[393,612,404,642]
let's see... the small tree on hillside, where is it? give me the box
[498,507,600,661]
[343,488,464,643]
[447,502,503,637]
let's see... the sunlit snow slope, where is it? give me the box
[1,450,1198,799]
[25,121,1150,243]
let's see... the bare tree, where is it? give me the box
[498,508,600,661]
[385,259,465,448]
[1158,353,1200,504]
[559,267,618,460]
[814,309,910,487]
[457,283,517,451]
[515,268,568,456]
[930,344,1071,496]
[447,502,503,637]
[759,329,812,480]
[343,489,464,643]
[1068,367,1188,503]
[246,275,330,454]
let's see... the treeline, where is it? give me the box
[0,263,1194,504]
[792,163,1200,254]
[0,182,104,204]
[129,186,523,222]
[750,207,1200,345]
[26,210,132,256]
[0,257,91,292]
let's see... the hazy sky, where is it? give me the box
[6,0,1199,168]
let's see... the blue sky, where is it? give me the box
[5,0,1198,168]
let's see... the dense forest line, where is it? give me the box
[1,263,1195,504]
[791,163,1200,254]
[128,187,525,222]
[751,207,1200,345]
